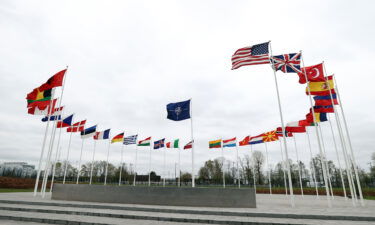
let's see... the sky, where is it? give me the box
[0,0,374,178]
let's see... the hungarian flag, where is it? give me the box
[262,131,279,142]
[138,137,151,146]
[314,94,338,106]
[276,127,293,137]
[67,120,86,132]
[166,139,179,148]
[111,132,124,143]
[297,63,325,84]
[39,69,67,91]
[57,114,74,128]
[239,136,250,146]
[285,121,306,133]
[209,139,222,149]
[94,129,111,140]
[27,99,57,115]
[183,140,193,149]
[306,75,335,96]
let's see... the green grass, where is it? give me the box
[0,188,34,193]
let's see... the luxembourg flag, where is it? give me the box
[94,129,110,140]
[223,137,236,148]
[249,135,264,145]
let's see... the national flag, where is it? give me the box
[41,115,61,122]
[249,135,264,145]
[209,139,222,149]
[81,125,97,139]
[231,42,270,70]
[111,132,124,143]
[50,106,64,116]
[56,114,74,128]
[276,127,293,137]
[94,129,110,140]
[26,88,54,106]
[298,119,315,127]
[314,94,338,106]
[306,75,335,96]
[239,136,250,146]
[138,137,151,146]
[313,105,334,113]
[262,131,279,142]
[27,99,57,115]
[67,120,86,132]
[183,140,193,150]
[306,111,328,123]
[297,63,325,84]
[223,137,236,148]
[270,53,301,73]
[166,139,179,148]
[124,135,138,145]
[285,121,307,133]
[166,100,191,121]
[154,138,165,149]
[38,69,67,91]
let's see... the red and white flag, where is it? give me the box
[231,42,270,70]
[183,140,193,149]
[285,121,306,133]
[67,120,86,132]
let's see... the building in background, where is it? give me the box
[0,162,36,178]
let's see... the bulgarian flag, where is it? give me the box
[166,139,179,148]
[138,137,151,146]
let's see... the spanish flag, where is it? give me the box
[111,132,124,144]
[209,139,222,149]
[306,75,335,96]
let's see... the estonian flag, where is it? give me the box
[166,99,191,121]
[81,125,97,139]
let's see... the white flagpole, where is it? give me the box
[163,145,166,187]
[190,99,195,187]
[235,139,240,188]
[178,146,181,187]
[306,129,319,198]
[264,142,272,195]
[300,54,331,207]
[318,124,334,199]
[250,144,256,191]
[42,118,58,197]
[221,140,225,188]
[269,42,294,207]
[63,131,73,184]
[49,145,62,193]
[104,139,111,185]
[148,138,152,187]
[133,144,138,186]
[327,114,347,199]
[292,136,304,197]
[76,138,85,184]
[89,140,97,185]
[278,140,288,196]
[332,76,364,206]
[119,143,124,186]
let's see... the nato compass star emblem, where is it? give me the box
[174,107,182,117]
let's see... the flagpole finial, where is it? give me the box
[66,65,69,69]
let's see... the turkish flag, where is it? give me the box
[297,63,325,84]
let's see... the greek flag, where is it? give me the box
[123,135,138,145]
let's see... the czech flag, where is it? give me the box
[57,114,74,128]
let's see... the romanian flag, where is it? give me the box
[306,75,335,96]
[111,132,124,143]
[209,139,221,149]
[262,131,279,142]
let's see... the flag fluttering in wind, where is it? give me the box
[94,129,110,140]
[314,94,338,106]
[285,121,307,133]
[138,137,151,146]
[262,131,279,142]
[26,88,54,106]
[166,139,179,148]
[81,125,97,139]
[111,132,124,143]
[223,137,236,147]
[184,140,193,149]
[124,135,138,145]
[209,139,222,149]
[56,114,74,128]
[166,100,191,121]
[239,136,250,146]
[313,105,334,113]
[154,138,165,149]
[27,99,57,115]
[38,69,67,91]
[276,127,293,137]
[270,53,301,73]
[231,42,270,70]
[306,75,335,96]
[41,115,61,122]
[297,63,325,84]
[249,135,264,145]
[67,120,86,132]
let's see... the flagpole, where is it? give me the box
[76,139,85,184]
[163,145,166,187]
[133,144,138,186]
[300,54,331,207]
[250,144,256,191]
[332,75,364,206]
[264,142,272,195]
[327,114,347,199]
[148,138,152,187]
[63,130,73,184]
[318,124,334,199]
[119,143,124,186]
[221,140,225,188]
[235,139,240,188]
[89,140,97,185]
[292,136,304,197]
[190,99,195,188]
[306,129,319,198]
[104,139,111,185]
[278,140,288,196]
[42,118,58,197]
[269,42,294,207]
[49,145,61,193]
[178,146,181,187]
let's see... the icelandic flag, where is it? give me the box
[94,129,110,140]
[56,114,74,128]
[154,138,165,149]
[41,115,61,122]
[249,135,264,145]
[81,125,97,139]
[166,100,191,121]
[223,137,236,148]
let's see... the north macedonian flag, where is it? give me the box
[262,131,279,142]
[111,132,124,143]
[209,139,222,149]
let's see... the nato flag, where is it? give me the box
[166,99,191,121]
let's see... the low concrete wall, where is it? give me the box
[52,184,256,208]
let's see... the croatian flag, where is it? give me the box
[249,135,264,145]
[223,137,236,148]
[94,129,110,140]
[81,125,97,139]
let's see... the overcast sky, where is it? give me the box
[0,0,374,177]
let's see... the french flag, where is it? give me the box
[56,114,74,128]
[223,137,236,148]
[94,129,110,140]
[249,135,264,145]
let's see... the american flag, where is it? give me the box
[270,53,301,73]
[231,42,270,70]
[123,135,138,145]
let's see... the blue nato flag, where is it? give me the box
[166,99,191,121]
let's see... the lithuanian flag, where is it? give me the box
[209,139,222,149]
[111,132,124,143]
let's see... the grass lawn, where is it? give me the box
[0,188,50,193]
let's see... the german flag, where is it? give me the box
[111,132,124,144]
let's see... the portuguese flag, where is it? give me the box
[166,139,179,148]
[138,137,151,146]
[209,139,222,149]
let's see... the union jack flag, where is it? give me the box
[270,53,301,73]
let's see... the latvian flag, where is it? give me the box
[223,137,236,148]
[138,137,151,146]
[184,140,193,150]
[94,129,110,140]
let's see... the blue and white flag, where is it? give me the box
[41,115,61,122]
[154,138,165,149]
[123,135,138,145]
[93,129,110,140]
[166,99,191,121]
[81,125,97,139]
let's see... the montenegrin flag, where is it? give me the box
[138,137,151,146]
[239,136,250,146]
[94,129,110,140]
[166,139,179,148]
[209,139,222,149]
[223,137,236,147]
[111,132,124,143]
[262,131,279,142]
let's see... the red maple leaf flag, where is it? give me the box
[297,63,325,84]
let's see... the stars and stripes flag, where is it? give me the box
[270,53,301,73]
[124,135,138,145]
[231,42,270,70]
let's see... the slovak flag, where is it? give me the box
[94,129,110,140]
[223,137,236,148]
[56,114,74,128]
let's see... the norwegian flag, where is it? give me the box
[276,127,293,137]
[270,53,301,73]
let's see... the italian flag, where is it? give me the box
[138,137,151,146]
[166,139,179,148]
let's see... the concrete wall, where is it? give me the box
[52,184,256,208]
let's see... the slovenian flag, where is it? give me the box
[223,137,236,148]
[81,125,97,139]
[94,129,110,140]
